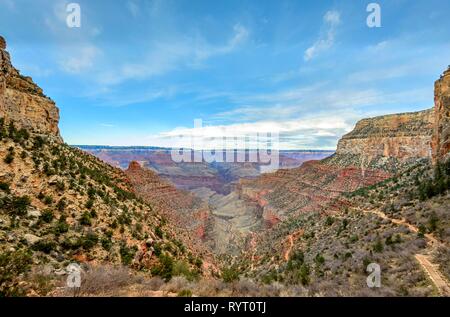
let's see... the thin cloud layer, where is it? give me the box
[304,10,341,61]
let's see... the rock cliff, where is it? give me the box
[0,36,61,140]
[125,161,211,242]
[332,109,434,170]
[432,67,450,163]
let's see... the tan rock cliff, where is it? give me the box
[432,67,450,163]
[333,109,434,169]
[0,36,61,140]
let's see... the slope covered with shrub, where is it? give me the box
[0,119,206,296]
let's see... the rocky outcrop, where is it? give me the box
[333,109,434,170]
[432,67,450,163]
[0,36,61,140]
[238,160,390,220]
[125,161,211,241]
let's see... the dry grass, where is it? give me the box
[57,264,135,296]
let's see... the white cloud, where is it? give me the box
[97,24,249,86]
[143,112,355,150]
[304,10,341,61]
[59,45,101,74]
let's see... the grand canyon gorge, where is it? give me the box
[0,0,450,302]
[1,32,449,298]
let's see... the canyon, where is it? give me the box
[79,146,333,194]
[0,33,449,296]
[82,107,438,255]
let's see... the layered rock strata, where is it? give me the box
[0,36,61,139]
[432,67,450,163]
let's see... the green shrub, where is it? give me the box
[32,239,56,254]
[373,239,384,253]
[81,231,98,250]
[177,289,192,297]
[43,195,53,205]
[221,265,240,283]
[155,226,164,238]
[40,209,54,223]
[0,250,33,297]
[1,195,31,216]
[119,242,137,266]
[101,237,112,251]
[297,263,310,285]
[287,250,304,271]
[428,212,439,232]
[0,182,10,192]
[4,152,14,164]
[55,181,65,191]
[172,260,199,281]
[56,198,66,212]
[151,253,174,281]
[79,211,92,226]
[53,216,69,235]
[325,216,335,226]
[85,198,94,209]
[418,224,426,238]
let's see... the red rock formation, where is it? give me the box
[432,67,450,163]
[125,161,211,240]
[239,160,390,221]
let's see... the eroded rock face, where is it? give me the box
[334,109,434,169]
[432,67,450,163]
[0,36,61,140]
[125,161,211,241]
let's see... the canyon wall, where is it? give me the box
[432,67,450,163]
[125,161,211,241]
[0,36,61,140]
[333,109,434,170]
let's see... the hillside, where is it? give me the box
[232,158,449,296]
[0,36,207,296]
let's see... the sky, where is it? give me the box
[1,0,450,149]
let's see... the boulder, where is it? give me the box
[27,208,42,218]
[24,233,41,245]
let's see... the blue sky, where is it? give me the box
[1,0,449,149]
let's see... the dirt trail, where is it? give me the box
[357,207,449,295]
[415,254,450,296]
[284,235,294,261]
[283,229,304,261]
[362,208,441,247]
